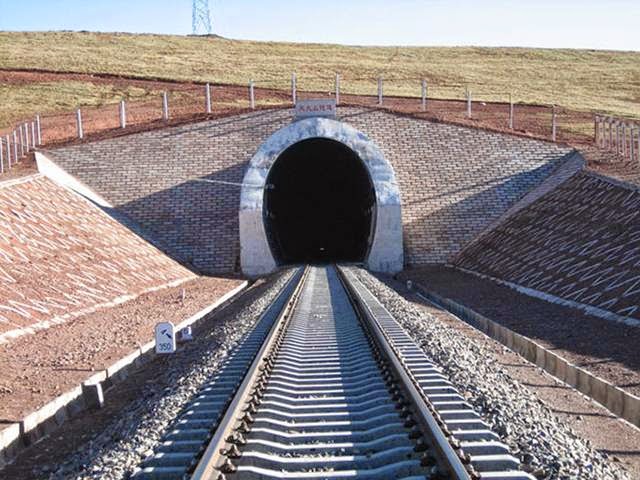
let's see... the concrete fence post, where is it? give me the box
[162,92,169,121]
[12,131,18,161]
[36,114,42,145]
[421,79,427,111]
[5,135,11,167]
[18,125,25,156]
[335,73,341,106]
[465,87,472,119]
[551,105,557,141]
[23,123,30,152]
[249,80,255,109]
[291,72,297,105]
[30,121,36,149]
[76,109,84,139]
[377,77,383,106]
[509,93,514,129]
[608,118,614,150]
[205,83,212,114]
[594,114,599,145]
[119,100,127,129]
[616,122,621,155]
[637,127,640,163]
[630,127,636,162]
[622,123,627,158]
[0,138,4,174]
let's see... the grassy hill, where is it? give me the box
[1,31,639,127]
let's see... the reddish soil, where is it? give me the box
[0,274,242,423]
[401,266,640,398]
[0,274,279,480]
[378,275,640,479]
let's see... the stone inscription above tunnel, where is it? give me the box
[44,107,576,275]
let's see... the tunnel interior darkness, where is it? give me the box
[264,138,376,265]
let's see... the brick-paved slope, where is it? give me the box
[453,171,640,320]
[46,107,573,273]
[0,175,195,341]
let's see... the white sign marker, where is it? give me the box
[295,99,337,120]
[155,321,176,354]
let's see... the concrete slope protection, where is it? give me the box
[0,174,195,344]
[453,170,640,325]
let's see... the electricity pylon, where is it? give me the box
[192,0,212,35]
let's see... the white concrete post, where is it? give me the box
[291,72,297,105]
[5,135,11,167]
[551,105,557,141]
[616,122,621,155]
[23,123,30,151]
[509,93,514,129]
[36,114,42,145]
[249,80,255,109]
[335,73,341,106]
[0,138,4,174]
[30,121,36,149]
[377,77,383,106]
[637,128,640,163]
[76,108,84,139]
[466,87,472,119]
[421,79,427,111]
[18,125,25,156]
[162,92,169,120]
[119,100,127,128]
[622,123,627,158]
[630,127,635,162]
[205,83,212,114]
[12,131,18,161]
[608,118,614,150]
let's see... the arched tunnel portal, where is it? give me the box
[239,117,403,277]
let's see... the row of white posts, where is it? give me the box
[286,74,555,136]
[60,77,562,143]
[0,116,42,174]
[595,115,639,162]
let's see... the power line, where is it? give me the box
[192,0,212,35]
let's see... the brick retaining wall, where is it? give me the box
[45,107,574,274]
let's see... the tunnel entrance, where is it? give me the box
[264,138,376,265]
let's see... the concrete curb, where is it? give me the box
[0,280,249,468]
[413,283,640,429]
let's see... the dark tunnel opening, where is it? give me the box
[264,138,376,265]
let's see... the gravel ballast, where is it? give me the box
[352,267,629,480]
[36,269,295,480]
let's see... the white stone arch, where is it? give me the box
[240,117,403,277]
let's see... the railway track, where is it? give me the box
[134,265,533,480]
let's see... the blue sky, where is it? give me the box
[0,0,638,51]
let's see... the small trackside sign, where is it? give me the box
[295,99,336,120]
[155,321,176,354]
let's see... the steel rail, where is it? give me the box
[336,266,473,480]
[190,266,310,480]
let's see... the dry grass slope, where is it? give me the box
[0,31,638,127]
